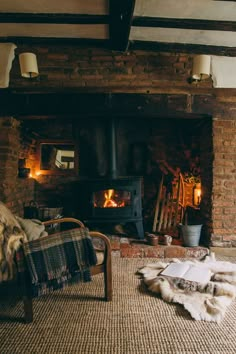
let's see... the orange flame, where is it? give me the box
[103,189,125,208]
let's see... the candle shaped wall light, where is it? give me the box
[193,183,201,206]
[19,52,39,78]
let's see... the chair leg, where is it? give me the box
[104,267,112,301]
[23,296,33,323]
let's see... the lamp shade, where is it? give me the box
[19,52,39,78]
[192,55,211,80]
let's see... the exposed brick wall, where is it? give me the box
[10,46,212,91]
[211,118,236,247]
[0,117,35,216]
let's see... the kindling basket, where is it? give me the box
[38,206,63,234]
[38,207,63,221]
[24,201,39,219]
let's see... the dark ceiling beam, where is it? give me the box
[109,0,136,51]
[0,13,109,24]
[129,40,236,56]
[0,37,109,46]
[132,16,236,32]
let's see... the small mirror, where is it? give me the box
[37,140,78,175]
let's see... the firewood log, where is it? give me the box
[152,174,164,232]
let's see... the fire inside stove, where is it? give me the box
[93,189,131,208]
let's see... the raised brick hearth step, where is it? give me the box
[107,236,209,259]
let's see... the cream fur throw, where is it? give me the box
[138,254,236,323]
[0,201,27,282]
[15,216,48,241]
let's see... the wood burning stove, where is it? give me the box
[74,176,144,238]
[73,116,144,239]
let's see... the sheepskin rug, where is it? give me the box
[138,253,236,323]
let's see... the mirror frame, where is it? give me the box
[36,139,78,175]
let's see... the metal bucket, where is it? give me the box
[181,224,202,247]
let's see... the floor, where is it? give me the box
[2,255,236,354]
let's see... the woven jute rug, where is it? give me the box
[1,254,236,354]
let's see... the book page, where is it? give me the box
[161,263,190,278]
[161,263,211,284]
[183,266,211,284]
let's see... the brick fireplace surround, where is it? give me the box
[0,113,234,250]
[1,48,236,249]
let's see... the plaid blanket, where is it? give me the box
[16,227,97,297]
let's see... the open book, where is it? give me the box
[161,262,212,284]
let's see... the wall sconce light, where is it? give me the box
[191,54,211,82]
[19,52,39,78]
[193,183,201,207]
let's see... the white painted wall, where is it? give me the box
[0,43,16,88]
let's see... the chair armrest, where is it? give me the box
[89,231,112,255]
[43,217,85,228]
[42,218,112,261]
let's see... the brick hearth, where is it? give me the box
[107,236,209,258]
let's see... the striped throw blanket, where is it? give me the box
[16,227,97,297]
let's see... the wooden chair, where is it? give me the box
[17,218,112,323]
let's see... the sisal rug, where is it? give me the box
[0,254,236,354]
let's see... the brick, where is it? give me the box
[114,55,136,62]
[120,245,143,258]
[185,247,209,258]
[82,74,103,80]
[211,240,232,247]
[164,246,186,258]
[91,56,113,62]
[179,56,188,63]
[132,65,145,74]
[231,240,236,247]
[143,247,165,258]
[213,229,232,235]
[47,53,69,61]
[223,208,236,214]
[213,221,223,228]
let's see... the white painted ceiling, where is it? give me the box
[134,0,236,20]
[0,0,236,54]
[0,0,109,14]
[131,0,236,49]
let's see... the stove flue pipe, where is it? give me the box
[108,116,117,179]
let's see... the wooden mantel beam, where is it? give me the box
[7,85,236,98]
[0,91,213,118]
[1,91,235,120]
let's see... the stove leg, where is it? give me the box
[135,220,144,239]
